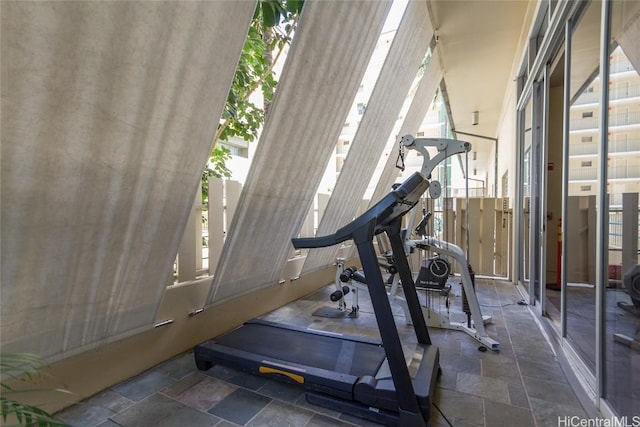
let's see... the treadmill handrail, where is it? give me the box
[292,172,428,249]
[291,228,352,249]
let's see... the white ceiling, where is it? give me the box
[427,0,533,179]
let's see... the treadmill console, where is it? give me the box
[292,172,429,249]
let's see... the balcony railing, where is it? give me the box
[570,138,640,155]
[171,178,336,285]
[569,168,598,181]
[570,111,640,131]
[610,58,636,74]
[336,144,350,155]
[569,164,640,181]
[573,91,599,106]
[573,83,640,106]
[609,164,640,179]
[172,182,639,284]
[608,206,640,251]
[450,186,485,198]
[612,83,640,100]
[569,142,598,155]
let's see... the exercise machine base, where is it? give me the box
[424,310,499,351]
[306,392,431,427]
[312,306,358,319]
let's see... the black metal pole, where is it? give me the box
[386,219,432,346]
[352,223,424,425]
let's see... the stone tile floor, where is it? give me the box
[56,278,590,426]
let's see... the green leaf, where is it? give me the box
[285,0,303,14]
[261,2,278,27]
[214,0,303,176]
[1,397,70,426]
[0,354,73,427]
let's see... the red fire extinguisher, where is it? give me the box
[557,218,562,288]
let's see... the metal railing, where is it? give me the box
[569,138,640,155]
[570,111,640,131]
[171,178,332,285]
[573,83,640,106]
[568,165,640,181]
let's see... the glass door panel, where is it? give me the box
[529,78,546,307]
[521,98,533,288]
[565,0,601,373]
[604,0,640,415]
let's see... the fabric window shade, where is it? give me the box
[1,1,255,360]
[302,0,433,273]
[615,8,640,71]
[206,0,392,305]
[343,48,443,262]
[367,48,444,209]
[347,46,443,257]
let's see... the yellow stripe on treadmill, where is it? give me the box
[259,366,304,384]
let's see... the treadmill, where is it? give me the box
[194,172,440,426]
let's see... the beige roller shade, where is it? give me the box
[1,1,255,360]
[207,0,393,305]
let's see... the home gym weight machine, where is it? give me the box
[614,264,640,349]
[322,135,499,351]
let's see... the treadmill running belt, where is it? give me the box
[214,323,386,377]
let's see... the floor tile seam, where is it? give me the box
[519,372,573,390]
[453,374,519,410]
[513,350,568,368]
[158,371,212,398]
[300,413,361,427]
[217,374,381,426]
[94,392,212,427]
[440,383,505,406]
[96,408,131,427]
[518,284,603,419]
[465,389,516,409]
[296,399,364,426]
[431,400,459,427]
[433,386,489,426]
[67,408,123,427]
[104,387,134,403]
[535,317,602,419]
[233,380,303,407]
[493,280,589,427]
[151,366,195,383]
[93,418,120,427]
[213,378,353,425]
[243,397,321,427]
[518,376,585,411]
[490,280,539,420]
[153,389,227,422]
[477,365,530,387]
[481,397,539,427]
[61,393,123,416]
[79,390,136,427]
[242,399,277,427]
[481,398,488,427]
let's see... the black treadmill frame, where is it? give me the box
[195,172,439,426]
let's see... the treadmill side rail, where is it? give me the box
[195,340,359,401]
[353,344,439,420]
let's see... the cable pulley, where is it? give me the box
[395,139,405,171]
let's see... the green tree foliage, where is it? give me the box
[202,145,232,204]
[0,353,71,427]
[203,0,303,202]
[215,0,302,144]
[217,22,277,144]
